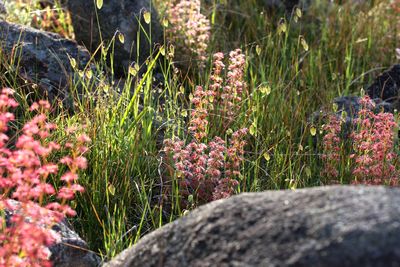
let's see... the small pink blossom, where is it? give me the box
[77,134,91,143]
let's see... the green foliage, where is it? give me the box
[0,0,397,261]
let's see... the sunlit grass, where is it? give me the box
[0,0,397,261]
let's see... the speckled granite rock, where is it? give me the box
[50,220,100,267]
[104,186,400,267]
[0,20,91,106]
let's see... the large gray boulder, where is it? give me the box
[105,186,400,267]
[66,0,162,77]
[0,20,91,105]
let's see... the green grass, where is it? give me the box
[0,0,398,261]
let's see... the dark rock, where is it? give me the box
[260,0,300,11]
[367,64,400,108]
[104,186,400,267]
[311,95,393,135]
[333,95,362,122]
[66,0,162,77]
[4,200,100,267]
[0,20,91,105]
[50,220,101,267]
[332,95,392,121]
[311,64,400,137]
[0,1,5,14]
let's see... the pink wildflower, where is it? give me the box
[189,49,247,139]
[209,52,225,93]
[220,49,247,127]
[164,0,210,68]
[322,95,398,185]
[351,96,398,185]
[189,86,211,140]
[163,129,247,207]
[0,88,89,266]
[321,115,342,179]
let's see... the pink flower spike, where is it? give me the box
[38,100,51,110]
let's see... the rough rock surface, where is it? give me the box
[4,201,100,267]
[66,0,162,77]
[49,220,100,267]
[0,20,91,104]
[104,186,400,267]
[367,64,400,108]
[311,95,393,126]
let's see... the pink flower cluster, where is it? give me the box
[164,128,247,208]
[188,85,214,140]
[350,96,398,185]
[189,49,247,139]
[163,48,248,208]
[164,0,210,68]
[321,115,342,179]
[322,96,398,185]
[0,89,90,266]
[221,49,247,125]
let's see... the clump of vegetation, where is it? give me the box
[163,49,248,209]
[322,96,398,185]
[0,89,89,266]
[0,0,398,264]
[157,0,210,68]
